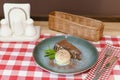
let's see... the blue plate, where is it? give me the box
[33,35,98,75]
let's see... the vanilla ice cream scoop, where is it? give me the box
[55,49,71,66]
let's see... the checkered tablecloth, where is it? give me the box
[0,34,120,80]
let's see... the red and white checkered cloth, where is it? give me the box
[85,44,120,80]
[0,34,120,80]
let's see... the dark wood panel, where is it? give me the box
[0,0,120,21]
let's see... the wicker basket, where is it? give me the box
[48,11,104,41]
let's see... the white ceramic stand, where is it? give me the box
[0,3,41,42]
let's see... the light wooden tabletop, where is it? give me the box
[34,21,120,36]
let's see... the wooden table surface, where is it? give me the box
[34,21,120,36]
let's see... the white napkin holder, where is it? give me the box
[0,3,40,42]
